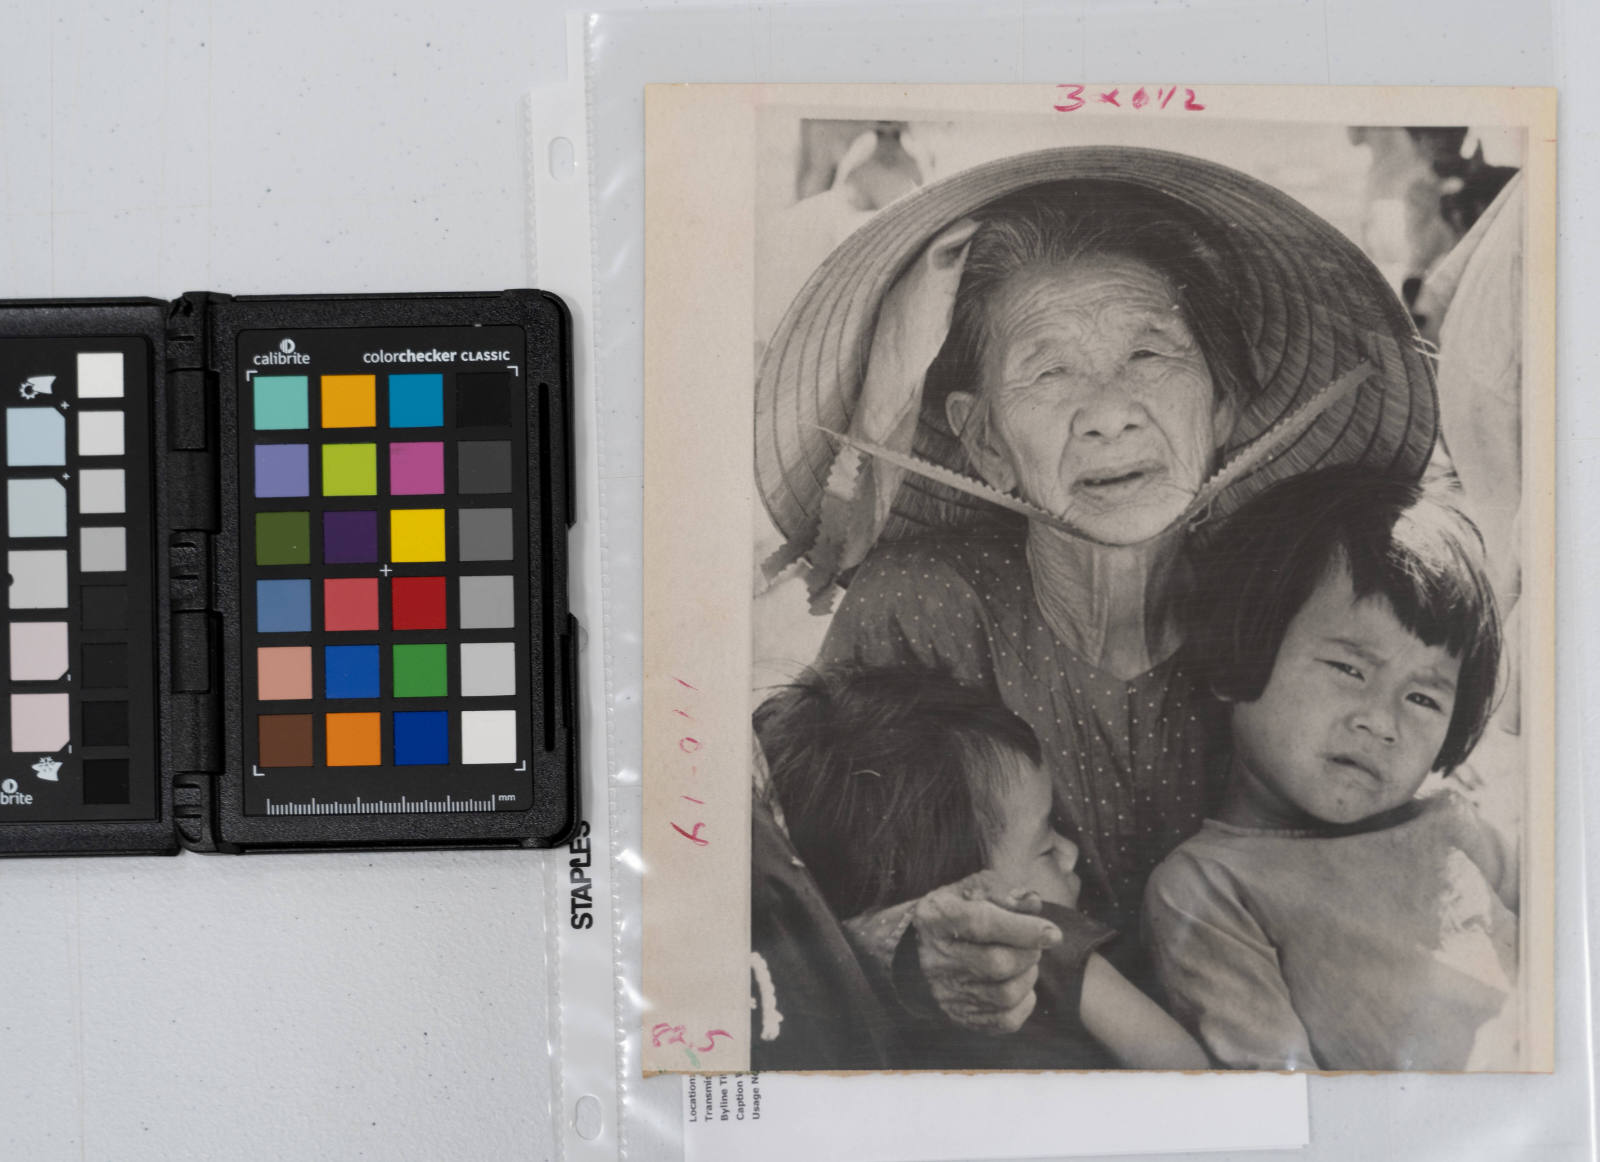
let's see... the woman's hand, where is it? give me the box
[856,218,979,443]
[911,870,1064,1033]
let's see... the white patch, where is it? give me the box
[750,951,784,1042]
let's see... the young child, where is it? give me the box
[756,665,1207,1070]
[1145,468,1518,1071]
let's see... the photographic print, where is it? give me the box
[643,85,1555,1075]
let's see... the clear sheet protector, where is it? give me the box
[531,43,621,1162]
[537,3,1600,1161]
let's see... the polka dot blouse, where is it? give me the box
[818,533,1225,939]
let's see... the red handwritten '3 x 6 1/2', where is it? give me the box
[1054,85,1205,112]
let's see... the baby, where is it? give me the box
[1145,469,1518,1070]
[757,665,1206,1070]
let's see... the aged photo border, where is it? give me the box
[642,83,1556,1076]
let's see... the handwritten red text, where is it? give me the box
[1054,85,1205,113]
[652,1023,733,1054]
[669,677,709,847]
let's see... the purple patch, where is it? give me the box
[254,444,309,498]
[389,441,444,495]
[324,509,379,563]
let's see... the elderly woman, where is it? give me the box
[752,148,1436,1066]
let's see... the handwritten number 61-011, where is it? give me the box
[1053,85,1205,112]
[655,678,732,1063]
[669,677,709,846]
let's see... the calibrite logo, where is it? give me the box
[253,337,311,367]
[0,778,34,806]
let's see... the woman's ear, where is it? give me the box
[945,391,1018,492]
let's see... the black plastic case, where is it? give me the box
[0,291,577,855]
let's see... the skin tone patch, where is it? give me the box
[257,646,314,701]
[258,714,315,767]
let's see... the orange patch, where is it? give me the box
[320,375,377,428]
[325,712,382,766]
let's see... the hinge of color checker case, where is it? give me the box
[164,295,224,847]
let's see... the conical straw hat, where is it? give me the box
[755,146,1437,582]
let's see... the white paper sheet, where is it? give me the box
[682,1072,1309,1161]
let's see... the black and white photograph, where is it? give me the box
[642,85,1555,1077]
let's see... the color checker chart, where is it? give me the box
[0,337,157,822]
[0,291,572,856]
[239,327,535,816]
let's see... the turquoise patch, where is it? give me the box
[254,376,310,430]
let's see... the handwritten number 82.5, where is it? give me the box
[652,1023,732,1053]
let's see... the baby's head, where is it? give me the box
[756,665,1080,917]
[1186,469,1501,828]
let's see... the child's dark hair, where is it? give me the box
[755,666,1044,918]
[1184,468,1501,773]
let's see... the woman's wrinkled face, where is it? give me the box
[949,255,1233,545]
